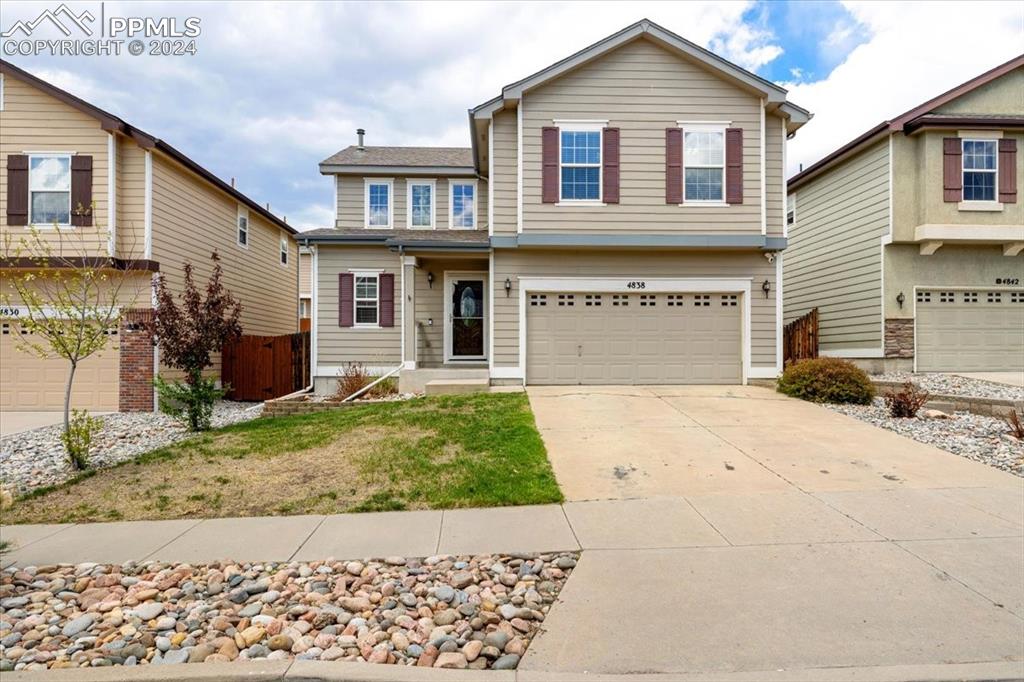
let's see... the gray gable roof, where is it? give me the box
[320,146,474,175]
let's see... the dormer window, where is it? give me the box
[962,139,996,202]
[365,179,393,228]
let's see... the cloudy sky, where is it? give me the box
[2,1,1021,230]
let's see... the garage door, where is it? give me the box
[0,322,119,411]
[915,289,1024,371]
[526,292,742,385]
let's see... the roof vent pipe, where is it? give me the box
[357,128,365,149]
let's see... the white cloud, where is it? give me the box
[785,1,1024,176]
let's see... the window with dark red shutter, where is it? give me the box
[998,138,1017,204]
[725,128,743,204]
[379,274,395,328]
[71,155,93,227]
[602,127,620,204]
[541,127,559,204]
[943,137,963,202]
[665,128,682,204]
[6,155,29,226]
[339,273,354,327]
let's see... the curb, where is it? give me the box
[871,380,1022,418]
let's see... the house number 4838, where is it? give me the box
[626,281,646,289]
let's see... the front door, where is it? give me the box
[448,276,486,359]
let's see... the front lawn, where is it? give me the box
[4,392,563,524]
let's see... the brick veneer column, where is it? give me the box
[884,318,915,358]
[119,309,155,412]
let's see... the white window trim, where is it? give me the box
[449,179,479,229]
[960,138,999,205]
[279,233,289,267]
[786,193,796,226]
[557,121,607,205]
[364,178,394,229]
[679,122,727,205]
[27,153,73,229]
[353,272,380,328]
[407,179,436,229]
[236,206,249,248]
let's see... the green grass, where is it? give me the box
[5,392,563,524]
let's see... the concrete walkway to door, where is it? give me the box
[523,385,1024,679]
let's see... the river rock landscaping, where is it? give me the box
[872,372,1023,402]
[0,552,578,672]
[0,402,262,495]
[826,399,1024,476]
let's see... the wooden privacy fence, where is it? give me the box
[783,308,819,365]
[222,331,310,401]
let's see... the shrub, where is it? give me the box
[156,375,226,431]
[883,381,931,418]
[777,357,875,405]
[335,364,399,401]
[1007,409,1024,441]
[59,409,102,470]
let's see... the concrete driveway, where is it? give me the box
[524,385,1024,680]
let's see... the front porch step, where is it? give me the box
[400,367,490,393]
[424,378,491,396]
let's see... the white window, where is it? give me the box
[962,139,997,202]
[355,274,379,326]
[237,207,249,247]
[560,129,601,201]
[786,194,796,225]
[364,179,393,228]
[450,180,477,229]
[279,234,289,266]
[299,299,310,317]
[407,180,435,229]
[683,126,725,202]
[29,154,72,226]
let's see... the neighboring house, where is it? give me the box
[299,246,312,329]
[301,19,810,392]
[785,56,1023,373]
[0,61,299,412]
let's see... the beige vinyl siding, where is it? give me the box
[0,74,109,254]
[491,109,518,235]
[765,114,785,237]
[492,249,777,368]
[521,38,763,233]
[316,246,401,366]
[783,139,889,351]
[300,252,312,298]
[150,154,298,344]
[335,176,489,231]
[116,139,146,258]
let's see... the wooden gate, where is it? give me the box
[222,331,310,401]
[783,308,819,365]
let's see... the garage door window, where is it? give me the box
[721,294,738,307]
[987,292,1002,303]
[1012,292,1023,304]
[612,295,628,307]
[557,294,575,307]
[667,295,684,306]
[963,292,978,303]
[530,294,547,307]
[694,295,710,307]
[584,295,602,306]
[639,295,656,307]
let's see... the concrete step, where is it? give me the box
[424,378,491,396]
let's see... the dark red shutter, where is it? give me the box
[998,138,1017,203]
[725,128,744,204]
[6,155,29,226]
[943,138,962,202]
[665,128,682,204]
[339,273,354,327]
[379,274,395,327]
[602,127,620,204]
[70,155,93,227]
[541,126,559,204]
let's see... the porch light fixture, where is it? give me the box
[896,291,905,309]
[761,279,771,299]
[504,277,512,297]
[426,272,434,288]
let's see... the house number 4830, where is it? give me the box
[626,281,647,289]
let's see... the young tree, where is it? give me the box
[146,251,242,431]
[1,223,144,469]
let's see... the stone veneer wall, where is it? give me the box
[884,318,914,359]
[119,309,154,412]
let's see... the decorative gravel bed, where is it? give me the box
[827,399,1024,476]
[0,552,578,672]
[0,402,262,495]
[872,372,1023,402]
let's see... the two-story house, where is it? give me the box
[301,20,810,393]
[785,56,1023,373]
[0,61,300,412]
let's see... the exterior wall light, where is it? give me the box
[762,279,771,298]
[504,277,512,297]
[896,291,905,309]
[426,272,434,288]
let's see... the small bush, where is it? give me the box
[884,381,931,418]
[155,375,226,431]
[335,364,398,401]
[777,357,875,405]
[1007,409,1024,441]
[60,409,102,470]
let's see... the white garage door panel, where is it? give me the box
[526,292,742,385]
[1,326,119,411]
[916,290,1024,372]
